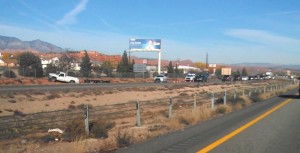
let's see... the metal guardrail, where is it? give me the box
[0,81,296,139]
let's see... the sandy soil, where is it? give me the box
[0,83,245,116]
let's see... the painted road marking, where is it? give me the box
[197,99,292,153]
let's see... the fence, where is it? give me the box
[0,81,296,139]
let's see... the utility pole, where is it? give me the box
[206,52,208,69]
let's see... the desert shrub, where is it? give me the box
[3,70,16,78]
[227,96,244,105]
[215,106,227,114]
[4,109,13,112]
[68,104,76,109]
[32,91,46,95]
[115,130,133,148]
[64,117,86,141]
[90,119,116,138]
[7,92,16,98]
[179,115,195,125]
[13,110,25,117]
[76,104,93,109]
[250,92,262,102]
[8,100,17,103]
[215,97,224,104]
[44,93,61,100]
[179,92,189,97]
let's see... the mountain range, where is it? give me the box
[0,35,64,53]
[0,35,299,70]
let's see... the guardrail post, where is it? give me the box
[264,86,266,93]
[136,100,141,126]
[234,90,237,100]
[242,89,245,96]
[249,90,251,97]
[224,90,227,105]
[193,93,197,111]
[84,105,89,136]
[211,92,214,109]
[169,97,173,118]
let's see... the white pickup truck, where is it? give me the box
[48,72,80,83]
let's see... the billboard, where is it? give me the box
[221,68,232,75]
[129,39,161,50]
[209,64,217,68]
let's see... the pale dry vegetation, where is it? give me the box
[0,81,298,153]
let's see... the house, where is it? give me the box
[41,57,59,69]
[0,59,18,67]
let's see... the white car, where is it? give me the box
[185,73,196,82]
[241,76,249,81]
[154,75,167,83]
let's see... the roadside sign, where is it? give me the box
[133,64,147,73]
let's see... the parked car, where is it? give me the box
[154,74,167,83]
[248,75,258,80]
[194,74,208,82]
[222,75,232,81]
[241,76,249,81]
[185,73,196,82]
[233,75,242,81]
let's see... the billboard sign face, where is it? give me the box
[209,64,217,68]
[129,39,161,51]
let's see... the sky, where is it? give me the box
[1,0,300,65]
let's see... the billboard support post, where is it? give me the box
[158,51,161,74]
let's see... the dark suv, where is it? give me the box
[233,75,241,81]
[222,75,232,81]
[194,74,208,82]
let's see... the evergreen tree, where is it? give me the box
[117,51,130,73]
[80,50,92,77]
[242,67,248,76]
[101,61,114,77]
[175,64,180,74]
[167,61,174,73]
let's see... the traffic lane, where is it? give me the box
[209,98,300,153]
[0,80,221,92]
[0,82,176,91]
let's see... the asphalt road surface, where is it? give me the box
[117,89,300,153]
[0,80,221,92]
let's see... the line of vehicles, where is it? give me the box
[153,72,276,83]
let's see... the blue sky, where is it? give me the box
[1,0,300,64]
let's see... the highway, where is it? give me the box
[117,89,300,153]
[0,80,222,92]
[0,82,176,91]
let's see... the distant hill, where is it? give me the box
[0,35,64,53]
[232,63,300,70]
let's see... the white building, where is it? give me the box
[178,65,201,74]
[41,57,59,69]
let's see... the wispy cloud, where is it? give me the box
[18,0,63,30]
[265,10,300,16]
[89,12,121,32]
[56,0,89,25]
[225,29,300,45]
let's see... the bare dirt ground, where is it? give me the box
[0,79,295,153]
[0,82,253,116]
